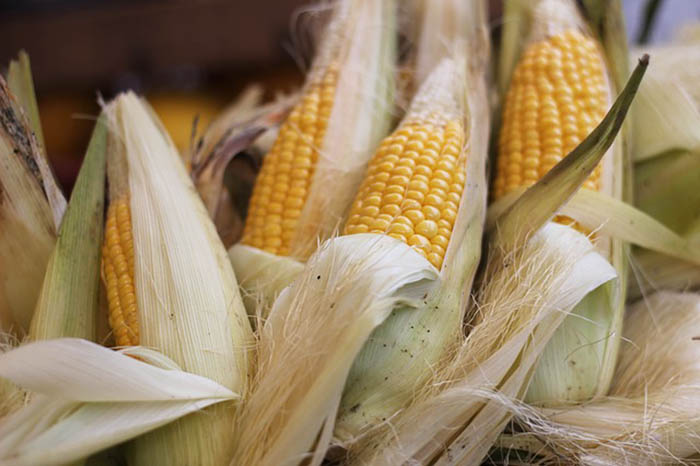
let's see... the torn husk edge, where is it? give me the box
[337,0,491,440]
[28,115,107,342]
[102,93,253,466]
[6,52,45,158]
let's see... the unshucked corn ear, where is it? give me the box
[0,71,66,336]
[499,292,700,465]
[495,0,630,406]
[100,93,253,466]
[229,0,396,316]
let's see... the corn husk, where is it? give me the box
[349,223,617,465]
[336,0,490,439]
[101,93,253,466]
[28,115,107,341]
[0,67,65,336]
[497,0,634,406]
[232,234,438,466]
[228,0,397,316]
[0,339,237,466]
[497,292,700,465]
[626,39,700,298]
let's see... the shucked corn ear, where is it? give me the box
[343,49,648,465]
[495,0,629,406]
[337,0,490,439]
[0,65,66,336]
[229,0,396,315]
[101,93,253,466]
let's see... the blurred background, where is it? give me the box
[0,0,696,193]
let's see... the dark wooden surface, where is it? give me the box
[0,0,311,92]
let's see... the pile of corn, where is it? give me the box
[0,0,699,465]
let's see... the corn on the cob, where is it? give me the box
[344,117,466,269]
[494,0,629,407]
[241,64,338,256]
[229,0,396,317]
[102,196,138,347]
[494,29,609,231]
[337,45,490,438]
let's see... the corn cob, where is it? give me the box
[335,0,490,439]
[344,116,465,269]
[229,0,396,316]
[102,196,138,347]
[337,45,489,439]
[494,30,609,232]
[241,64,338,256]
[495,0,628,406]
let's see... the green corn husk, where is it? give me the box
[0,62,66,337]
[28,115,107,341]
[497,291,700,465]
[498,0,633,406]
[336,0,490,441]
[101,93,253,466]
[627,37,700,299]
[228,0,397,317]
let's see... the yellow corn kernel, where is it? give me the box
[241,63,339,255]
[102,196,139,347]
[493,29,608,231]
[344,116,466,269]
